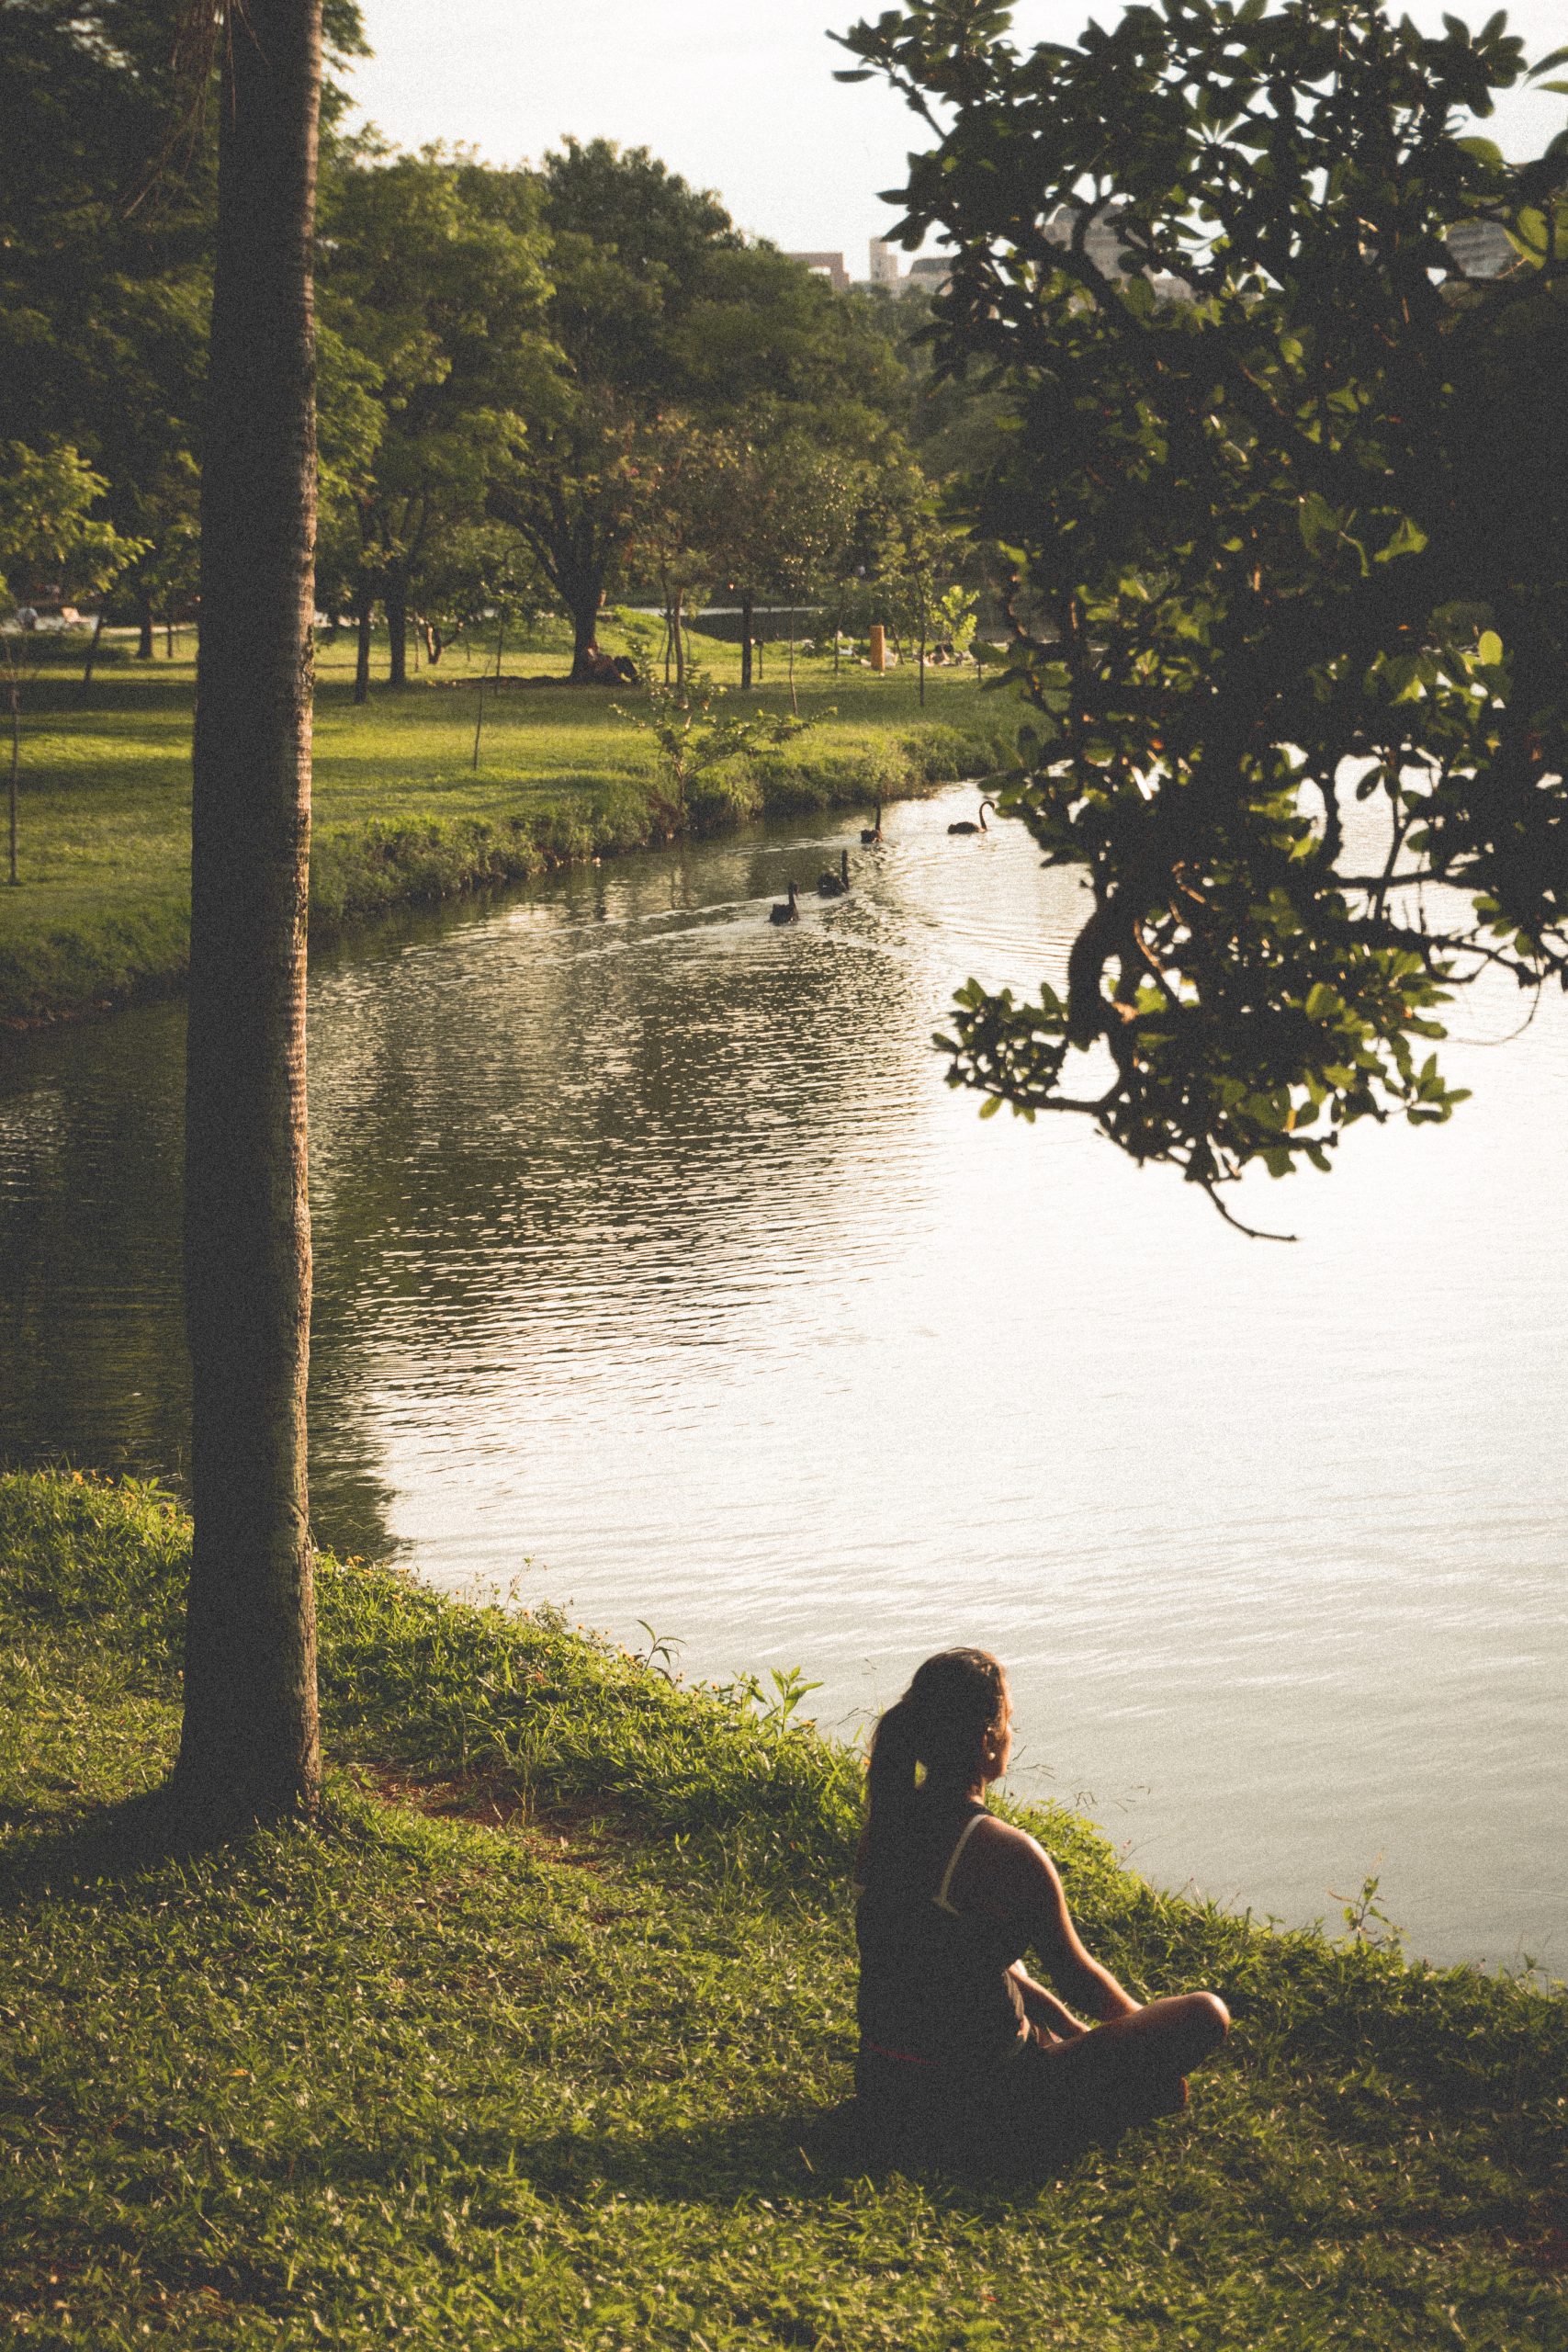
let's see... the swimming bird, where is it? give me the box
[947,797,997,836]
[817,848,851,899]
[768,879,801,925]
[860,797,884,846]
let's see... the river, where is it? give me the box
[3,781,1564,1970]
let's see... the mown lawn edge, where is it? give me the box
[0,715,1010,1028]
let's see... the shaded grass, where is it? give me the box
[2,1466,1566,2349]
[0,626,1015,1023]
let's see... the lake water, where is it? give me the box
[3,781,1564,1971]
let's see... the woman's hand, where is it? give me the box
[1011,1966,1090,2041]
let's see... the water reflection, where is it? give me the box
[2,786,1565,1969]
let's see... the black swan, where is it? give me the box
[860,797,884,846]
[947,797,997,836]
[817,848,851,899]
[769,879,801,925]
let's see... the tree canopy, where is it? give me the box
[840,0,1568,1230]
[0,11,985,691]
[488,138,909,677]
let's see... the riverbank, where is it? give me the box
[3,1469,1565,2348]
[0,628,1014,1025]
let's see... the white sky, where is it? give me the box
[345,3,1568,267]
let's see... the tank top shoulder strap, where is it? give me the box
[932,1805,988,1916]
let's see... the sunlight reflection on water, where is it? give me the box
[3,782,1564,1968]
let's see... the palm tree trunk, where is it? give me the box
[177,0,323,1826]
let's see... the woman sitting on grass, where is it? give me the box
[855,1647,1230,2165]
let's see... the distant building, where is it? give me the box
[1043,199,1135,279]
[1042,201,1188,301]
[868,238,904,291]
[864,238,953,298]
[785,250,850,293]
[1444,220,1515,279]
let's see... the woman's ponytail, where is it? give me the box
[863,1648,1010,1871]
[865,1693,923,1855]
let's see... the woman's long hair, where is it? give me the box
[863,1648,1010,1867]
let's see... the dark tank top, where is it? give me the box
[856,1798,1029,2083]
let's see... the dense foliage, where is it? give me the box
[841,0,1568,1226]
[0,8,958,694]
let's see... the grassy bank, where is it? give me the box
[0,626,1015,1024]
[2,1469,1565,2348]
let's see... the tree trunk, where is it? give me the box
[740,592,753,691]
[166,613,175,660]
[386,576,408,686]
[919,618,927,707]
[568,584,604,682]
[353,579,372,706]
[672,587,686,690]
[80,608,107,701]
[176,0,323,1827]
[6,673,18,887]
[137,589,155,661]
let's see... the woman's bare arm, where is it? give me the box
[960,1819,1142,2022]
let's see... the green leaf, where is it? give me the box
[1375,514,1428,565]
[1477,629,1504,665]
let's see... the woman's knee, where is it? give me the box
[1183,1991,1230,2055]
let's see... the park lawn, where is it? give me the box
[2,1470,1567,2351]
[0,624,1013,1023]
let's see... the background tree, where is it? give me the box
[489,139,906,680]
[0,0,368,671]
[0,441,141,883]
[841,0,1568,1229]
[319,146,553,689]
[863,458,970,705]
[622,410,730,688]
[0,1,210,661]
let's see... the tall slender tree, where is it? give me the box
[176,0,323,1821]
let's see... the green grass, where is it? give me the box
[0,623,1015,1023]
[3,1469,1566,2348]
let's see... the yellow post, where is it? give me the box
[869,623,887,673]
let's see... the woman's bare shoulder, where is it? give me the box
[961,1814,1061,1905]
